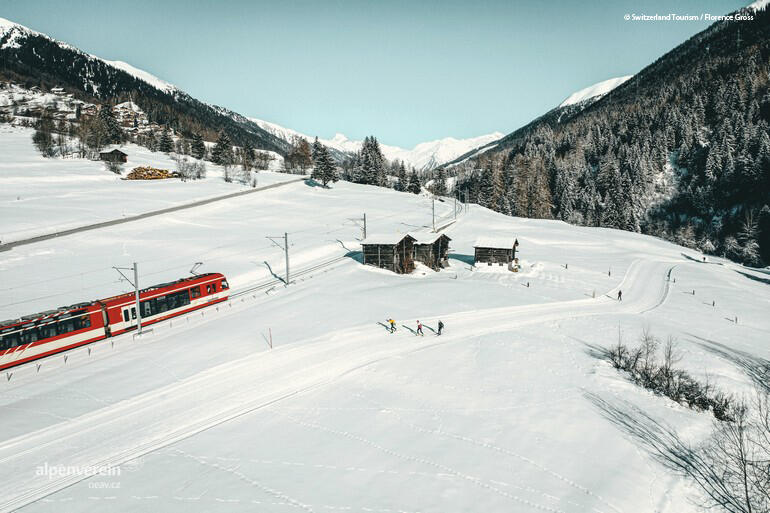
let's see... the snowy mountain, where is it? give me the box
[251,116,502,170]
[0,17,288,153]
[558,76,632,108]
[97,59,176,94]
[448,3,770,267]
[446,77,633,168]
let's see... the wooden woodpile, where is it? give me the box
[124,166,179,180]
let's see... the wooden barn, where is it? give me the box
[361,234,416,274]
[99,149,128,163]
[473,237,519,268]
[411,232,451,270]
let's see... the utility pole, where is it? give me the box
[266,233,290,286]
[113,262,142,334]
[454,195,457,220]
[349,213,367,240]
[285,232,289,286]
[432,199,436,232]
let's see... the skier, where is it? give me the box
[437,320,444,336]
[617,290,622,301]
[388,318,396,333]
[416,320,424,336]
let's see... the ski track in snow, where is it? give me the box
[0,258,675,512]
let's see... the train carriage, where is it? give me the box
[0,303,105,371]
[0,272,230,372]
[102,272,229,336]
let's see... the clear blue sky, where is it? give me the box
[2,0,749,147]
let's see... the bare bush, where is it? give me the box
[104,160,124,175]
[589,389,770,513]
[174,156,206,181]
[599,328,737,421]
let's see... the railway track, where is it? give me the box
[230,254,351,298]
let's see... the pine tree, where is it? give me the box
[158,127,174,153]
[311,143,339,187]
[241,140,256,171]
[738,210,761,266]
[191,133,206,160]
[211,131,234,167]
[433,168,448,196]
[394,161,407,192]
[32,113,55,157]
[98,105,122,144]
[311,137,322,162]
[758,205,770,264]
[407,169,421,194]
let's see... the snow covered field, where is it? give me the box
[1,138,769,513]
[0,126,290,243]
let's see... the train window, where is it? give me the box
[40,324,58,339]
[57,319,76,335]
[190,286,201,299]
[131,307,136,320]
[123,310,129,322]
[142,301,152,317]
[156,296,169,314]
[21,327,39,345]
[0,329,20,349]
[168,293,180,310]
[176,290,190,308]
[221,279,229,290]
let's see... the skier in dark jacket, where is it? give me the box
[617,290,622,301]
[416,320,424,336]
[437,320,444,335]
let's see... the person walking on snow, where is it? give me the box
[416,320,424,336]
[437,320,444,336]
[388,318,396,333]
[617,290,622,301]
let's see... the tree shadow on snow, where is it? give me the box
[680,252,708,264]
[263,261,286,285]
[345,250,363,263]
[449,253,475,266]
[688,334,770,393]
[733,269,770,286]
[304,178,329,189]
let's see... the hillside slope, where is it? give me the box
[448,4,770,267]
[0,18,289,153]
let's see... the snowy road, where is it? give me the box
[0,177,306,252]
[0,258,675,512]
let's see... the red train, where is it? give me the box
[0,273,229,371]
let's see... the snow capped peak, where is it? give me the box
[559,76,633,108]
[0,17,30,34]
[0,17,176,93]
[746,0,769,11]
[98,59,176,93]
[249,116,502,170]
[0,17,43,49]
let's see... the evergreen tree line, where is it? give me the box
[453,9,770,266]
